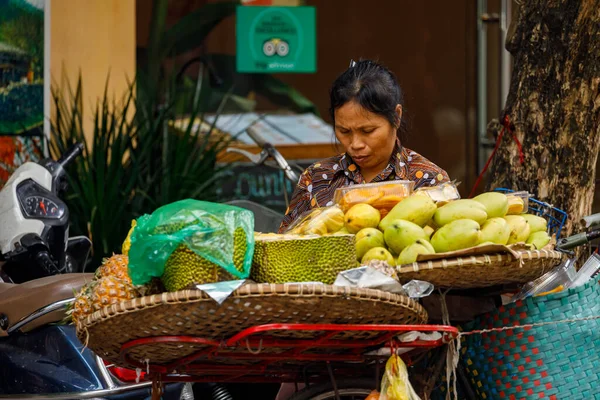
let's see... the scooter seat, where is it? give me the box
[0,273,95,336]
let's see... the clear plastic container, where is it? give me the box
[283,205,345,235]
[333,181,414,214]
[415,182,461,205]
[506,191,530,214]
[512,259,576,300]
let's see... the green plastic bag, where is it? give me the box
[128,199,255,286]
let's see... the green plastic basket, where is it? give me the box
[461,279,600,399]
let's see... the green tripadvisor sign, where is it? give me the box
[236,6,316,73]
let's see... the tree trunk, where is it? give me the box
[487,0,600,236]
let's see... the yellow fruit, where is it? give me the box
[379,194,437,231]
[431,219,481,253]
[331,227,351,235]
[251,233,358,284]
[383,219,427,254]
[397,239,434,265]
[417,238,435,253]
[504,215,531,244]
[344,203,381,234]
[506,196,525,214]
[361,247,395,266]
[522,214,547,233]
[527,231,551,249]
[90,276,138,312]
[96,254,130,282]
[473,192,509,218]
[423,225,435,239]
[70,285,93,326]
[303,219,328,235]
[433,199,488,227]
[321,207,345,232]
[355,228,385,260]
[122,220,137,255]
[479,217,511,245]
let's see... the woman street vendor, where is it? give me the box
[279,59,450,233]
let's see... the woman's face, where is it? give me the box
[334,100,401,174]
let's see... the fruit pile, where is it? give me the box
[302,190,551,267]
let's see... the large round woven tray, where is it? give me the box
[396,249,563,289]
[78,283,427,368]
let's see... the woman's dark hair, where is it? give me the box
[329,59,408,137]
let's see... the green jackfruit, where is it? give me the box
[251,234,357,284]
[161,227,248,292]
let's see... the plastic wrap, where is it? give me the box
[333,265,434,299]
[282,205,345,235]
[127,199,254,285]
[333,181,414,215]
[379,354,421,400]
[511,259,576,300]
[334,266,406,295]
[414,181,461,205]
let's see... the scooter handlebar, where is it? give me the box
[582,213,600,230]
[57,143,84,169]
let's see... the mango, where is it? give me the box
[416,238,435,253]
[433,199,488,227]
[397,239,435,265]
[527,231,551,249]
[504,215,531,244]
[430,219,481,253]
[479,217,511,245]
[379,194,437,231]
[423,225,435,240]
[383,219,428,254]
[473,192,509,218]
[355,228,386,260]
[361,247,396,266]
[344,203,380,234]
[522,214,547,234]
[506,196,525,214]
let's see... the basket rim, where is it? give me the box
[80,282,429,331]
[396,249,563,274]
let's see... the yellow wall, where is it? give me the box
[50,0,136,139]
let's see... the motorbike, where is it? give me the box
[0,144,191,399]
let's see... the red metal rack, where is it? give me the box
[119,323,458,384]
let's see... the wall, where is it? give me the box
[51,0,136,140]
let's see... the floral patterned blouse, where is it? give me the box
[279,138,450,233]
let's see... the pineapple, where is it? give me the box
[91,276,138,312]
[96,254,130,282]
[69,284,94,326]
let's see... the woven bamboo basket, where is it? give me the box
[77,283,428,369]
[460,279,600,399]
[396,249,563,289]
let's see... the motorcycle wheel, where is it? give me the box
[287,379,375,400]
